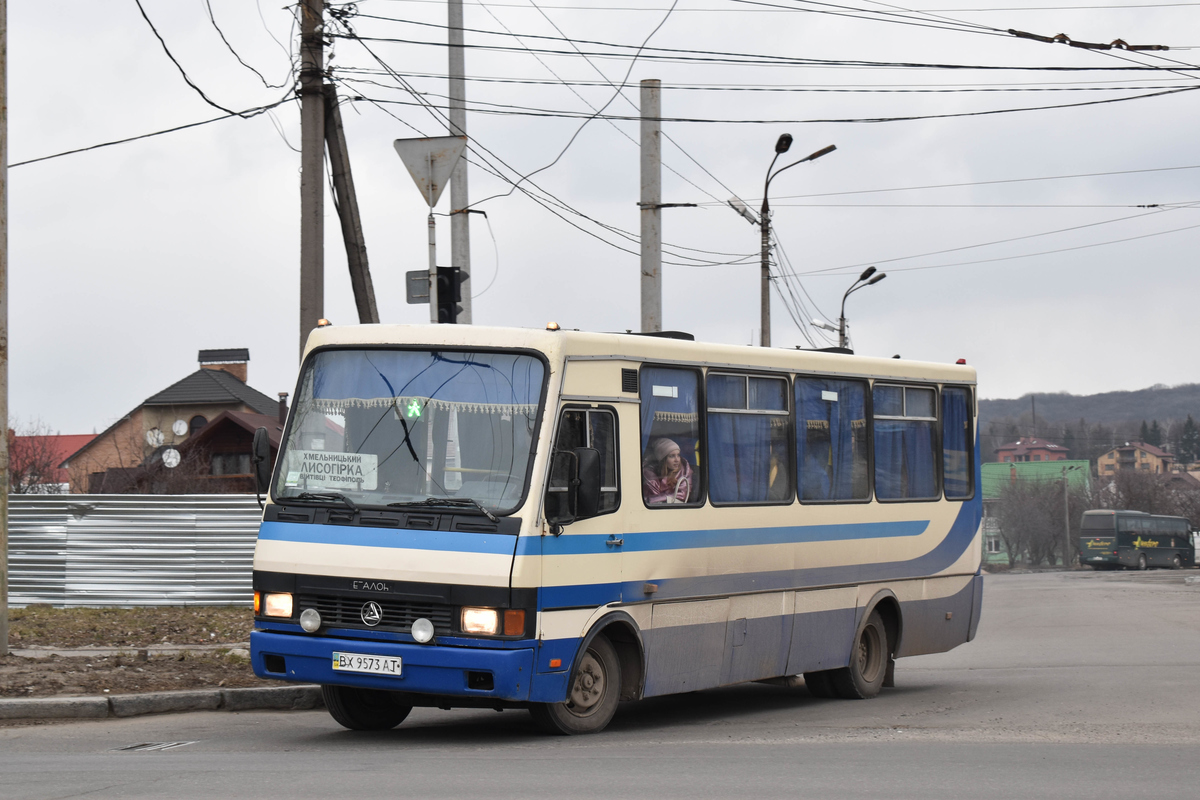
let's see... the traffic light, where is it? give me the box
[436,267,467,324]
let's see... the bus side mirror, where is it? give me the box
[545,447,602,528]
[252,427,272,494]
[574,447,601,519]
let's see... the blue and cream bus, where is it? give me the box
[249,324,983,734]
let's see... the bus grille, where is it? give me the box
[295,594,455,634]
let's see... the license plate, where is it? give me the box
[332,651,402,676]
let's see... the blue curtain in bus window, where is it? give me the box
[796,378,867,501]
[874,420,937,500]
[639,366,701,471]
[708,414,772,503]
[942,387,972,498]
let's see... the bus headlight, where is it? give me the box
[263,592,294,618]
[461,607,498,635]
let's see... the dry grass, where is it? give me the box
[8,605,253,648]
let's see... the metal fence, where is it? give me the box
[6,495,263,607]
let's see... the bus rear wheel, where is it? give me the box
[830,610,889,700]
[322,685,412,731]
[530,635,621,735]
[1172,554,1182,569]
[1137,553,1148,571]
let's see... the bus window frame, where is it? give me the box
[941,383,976,502]
[273,343,552,517]
[794,373,873,506]
[639,364,708,510]
[705,370,795,507]
[871,381,943,504]
[550,404,622,517]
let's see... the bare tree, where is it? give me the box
[993,476,1089,567]
[7,419,68,494]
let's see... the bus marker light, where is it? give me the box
[549,659,562,668]
[300,608,322,632]
[504,610,525,636]
[264,592,294,618]
[317,318,332,327]
[253,591,261,614]
[546,321,560,331]
[412,618,435,643]
[462,607,498,634]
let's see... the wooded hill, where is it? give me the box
[979,383,1200,464]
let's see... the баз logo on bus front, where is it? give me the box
[360,601,383,627]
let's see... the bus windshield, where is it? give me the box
[274,348,546,515]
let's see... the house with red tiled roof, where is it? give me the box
[7,431,96,492]
[1096,441,1175,475]
[994,436,1070,464]
[60,349,288,493]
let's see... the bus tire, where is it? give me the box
[529,635,621,735]
[803,670,836,698]
[1172,554,1182,569]
[321,685,412,731]
[1137,553,1148,571]
[830,610,889,700]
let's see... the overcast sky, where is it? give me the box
[9,1,1200,434]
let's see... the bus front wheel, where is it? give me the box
[830,610,889,700]
[322,685,412,731]
[1172,554,1182,569]
[530,635,621,735]
[1137,553,1148,571]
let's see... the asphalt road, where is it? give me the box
[2,570,1199,799]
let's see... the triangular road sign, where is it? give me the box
[393,135,467,208]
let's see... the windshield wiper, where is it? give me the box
[281,491,359,513]
[388,497,498,523]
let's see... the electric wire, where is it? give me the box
[9,98,296,168]
[204,0,292,89]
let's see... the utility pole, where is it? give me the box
[448,0,472,324]
[323,85,379,324]
[299,0,324,357]
[1063,466,1073,569]
[0,0,9,658]
[640,79,662,333]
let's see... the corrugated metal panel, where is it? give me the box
[7,495,263,607]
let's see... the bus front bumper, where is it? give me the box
[251,630,535,702]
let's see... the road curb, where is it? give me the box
[0,685,324,721]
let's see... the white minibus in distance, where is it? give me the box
[249,323,983,734]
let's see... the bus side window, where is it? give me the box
[640,367,703,506]
[795,377,868,502]
[707,373,792,505]
[873,384,939,501]
[942,386,974,500]
[550,408,620,516]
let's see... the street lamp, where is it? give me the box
[837,266,886,350]
[759,136,836,348]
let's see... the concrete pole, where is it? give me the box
[1063,467,1072,568]
[760,206,771,348]
[0,0,8,657]
[448,0,471,324]
[299,0,324,358]
[640,79,662,333]
[428,211,439,324]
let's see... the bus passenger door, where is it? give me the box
[540,407,624,610]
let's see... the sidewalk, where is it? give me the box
[1,643,324,722]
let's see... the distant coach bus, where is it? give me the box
[248,323,984,735]
[1079,509,1195,570]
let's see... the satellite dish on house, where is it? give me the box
[172,419,188,437]
[146,428,165,447]
[162,448,181,469]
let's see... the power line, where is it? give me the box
[204,0,291,89]
[753,164,1200,201]
[9,98,296,168]
[348,83,1200,124]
